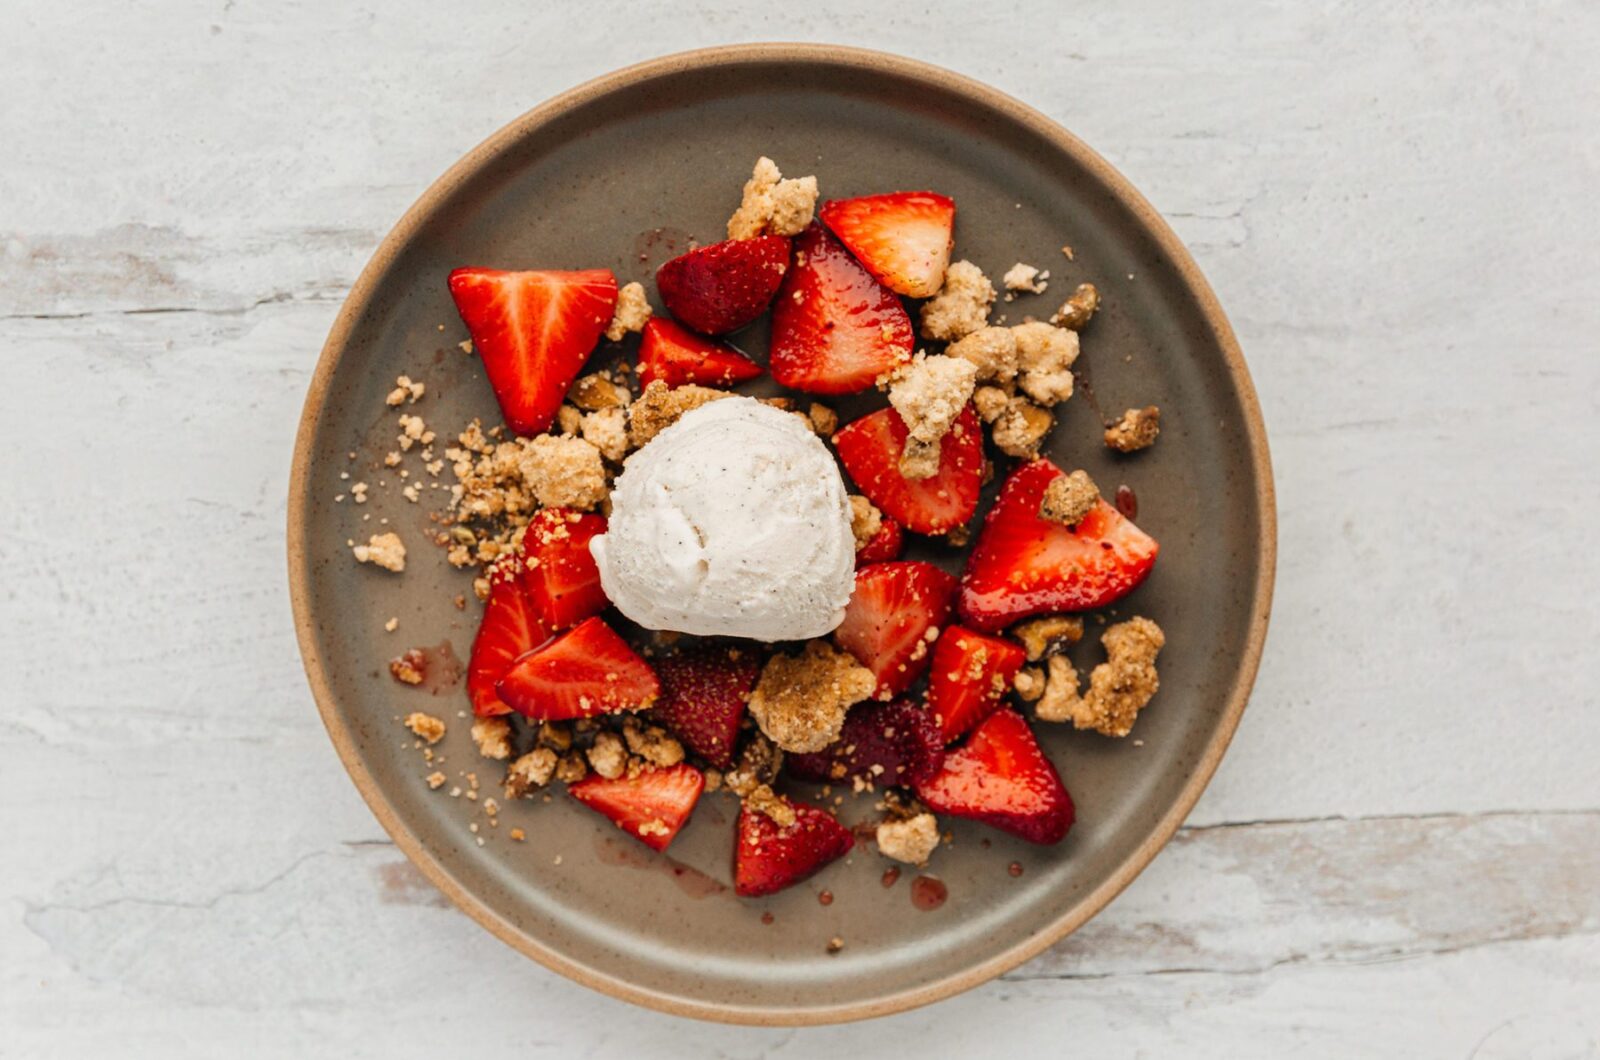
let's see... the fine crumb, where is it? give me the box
[826,936,845,954]
[627,379,730,447]
[605,282,652,342]
[1010,614,1086,661]
[385,375,426,406]
[876,813,941,866]
[886,353,978,481]
[849,495,884,552]
[726,156,819,239]
[384,616,398,633]
[352,532,406,572]
[1051,282,1100,331]
[1002,262,1049,295]
[919,260,996,342]
[1105,406,1161,453]
[580,406,630,463]
[404,712,446,745]
[389,649,425,685]
[1013,666,1046,701]
[1039,470,1099,527]
[622,717,686,768]
[471,716,512,761]
[1011,321,1079,407]
[458,339,474,354]
[744,782,798,828]
[747,641,875,753]
[587,731,628,780]
[426,771,447,789]
[1035,617,1164,736]
[504,748,558,798]
[1061,244,1076,261]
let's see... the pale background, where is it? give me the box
[3,1,1597,1057]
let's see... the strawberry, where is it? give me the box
[655,235,789,335]
[926,626,1027,744]
[637,317,764,389]
[834,404,983,534]
[734,800,855,897]
[447,268,617,435]
[958,459,1159,632]
[648,644,761,770]
[495,616,660,720]
[914,709,1074,844]
[785,698,945,788]
[856,514,904,565]
[569,763,705,853]
[519,508,608,631]
[466,574,550,717]
[818,191,955,299]
[768,222,914,394]
[833,561,958,699]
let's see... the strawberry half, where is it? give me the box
[495,616,660,720]
[734,800,855,897]
[785,698,945,788]
[856,515,904,565]
[637,317,764,389]
[648,644,761,770]
[834,404,983,534]
[466,574,551,717]
[447,268,617,435]
[818,191,955,299]
[768,222,914,394]
[655,235,789,335]
[519,508,608,631]
[927,626,1027,744]
[833,561,958,699]
[569,762,705,853]
[914,709,1074,844]
[959,459,1159,632]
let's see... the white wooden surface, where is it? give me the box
[4,2,1598,1056]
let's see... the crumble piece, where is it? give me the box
[972,384,1012,423]
[1061,244,1075,261]
[1051,282,1100,331]
[580,406,630,463]
[747,641,876,753]
[1010,614,1085,661]
[703,769,724,792]
[744,782,798,828]
[384,617,398,633]
[726,156,819,239]
[570,372,630,411]
[350,481,369,504]
[826,937,845,954]
[627,379,730,447]
[1105,406,1161,453]
[724,733,783,797]
[386,375,426,406]
[604,282,652,342]
[389,650,425,685]
[887,352,978,481]
[1013,666,1046,701]
[536,721,573,752]
[352,532,406,572]
[556,404,584,436]
[849,495,884,552]
[397,413,433,451]
[426,771,447,789]
[554,751,589,784]
[806,402,838,437]
[876,812,940,866]
[947,326,1019,385]
[1035,617,1164,736]
[472,716,513,761]
[505,748,558,798]
[1002,262,1049,295]
[622,717,685,768]
[988,398,1053,458]
[1011,321,1079,407]
[587,731,628,780]
[519,434,608,510]
[919,260,996,342]
[404,712,446,744]
[1039,470,1099,527]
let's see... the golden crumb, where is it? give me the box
[580,406,630,463]
[988,397,1054,458]
[724,733,784,798]
[509,827,526,841]
[1013,666,1046,701]
[1051,282,1100,331]
[622,717,686,768]
[504,748,558,798]
[747,641,876,753]
[352,531,406,572]
[849,495,884,552]
[426,771,447,789]
[605,282,652,342]
[826,936,845,954]
[876,812,940,865]
[887,353,978,481]
[383,616,398,633]
[389,650,425,685]
[587,731,628,780]
[919,260,995,342]
[744,782,798,828]
[1035,617,1164,736]
[1002,262,1049,295]
[806,402,839,437]
[726,156,819,239]
[1011,321,1078,407]
[1010,614,1086,661]
[570,372,631,411]
[627,379,730,447]
[947,326,1019,385]
[471,717,512,761]
[385,375,426,406]
[404,712,446,744]
[1105,406,1161,453]
[555,750,589,784]
[1039,470,1099,527]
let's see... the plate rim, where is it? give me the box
[286,41,1277,1026]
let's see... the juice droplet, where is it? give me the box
[910,875,948,911]
[1008,861,1024,878]
[881,867,901,888]
[818,890,834,906]
[1115,484,1138,520]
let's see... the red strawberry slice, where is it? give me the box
[519,508,608,631]
[786,698,945,788]
[959,459,1159,632]
[655,235,789,335]
[819,191,955,299]
[734,799,855,897]
[915,709,1074,844]
[495,616,660,720]
[834,404,983,534]
[768,222,914,394]
[927,626,1027,744]
[637,317,763,389]
[447,268,617,435]
[466,574,551,717]
[833,561,958,699]
[856,515,904,565]
[569,762,705,852]
[648,644,761,770]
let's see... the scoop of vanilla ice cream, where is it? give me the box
[590,397,856,641]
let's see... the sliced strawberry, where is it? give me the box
[833,561,958,699]
[648,644,761,770]
[517,508,608,631]
[927,626,1027,744]
[914,709,1074,844]
[447,268,617,435]
[768,222,913,394]
[834,404,983,534]
[466,574,551,717]
[819,191,955,299]
[637,317,764,389]
[569,762,705,852]
[655,235,789,335]
[856,515,904,565]
[734,800,855,897]
[786,698,945,788]
[495,616,659,720]
[959,459,1159,632]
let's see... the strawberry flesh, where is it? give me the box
[834,404,983,534]
[818,191,955,299]
[447,268,617,435]
[655,235,789,335]
[648,643,761,770]
[519,508,608,631]
[927,626,1027,744]
[959,459,1159,632]
[855,514,904,565]
[833,561,958,699]
[496,616,660,720]
[915,709,1074,844]
[569,762,705,852]
[466,574,551,717]
[785,698,945,788]
[768,222,914,394]
[734,800,855,897]
[637,317,763,389]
